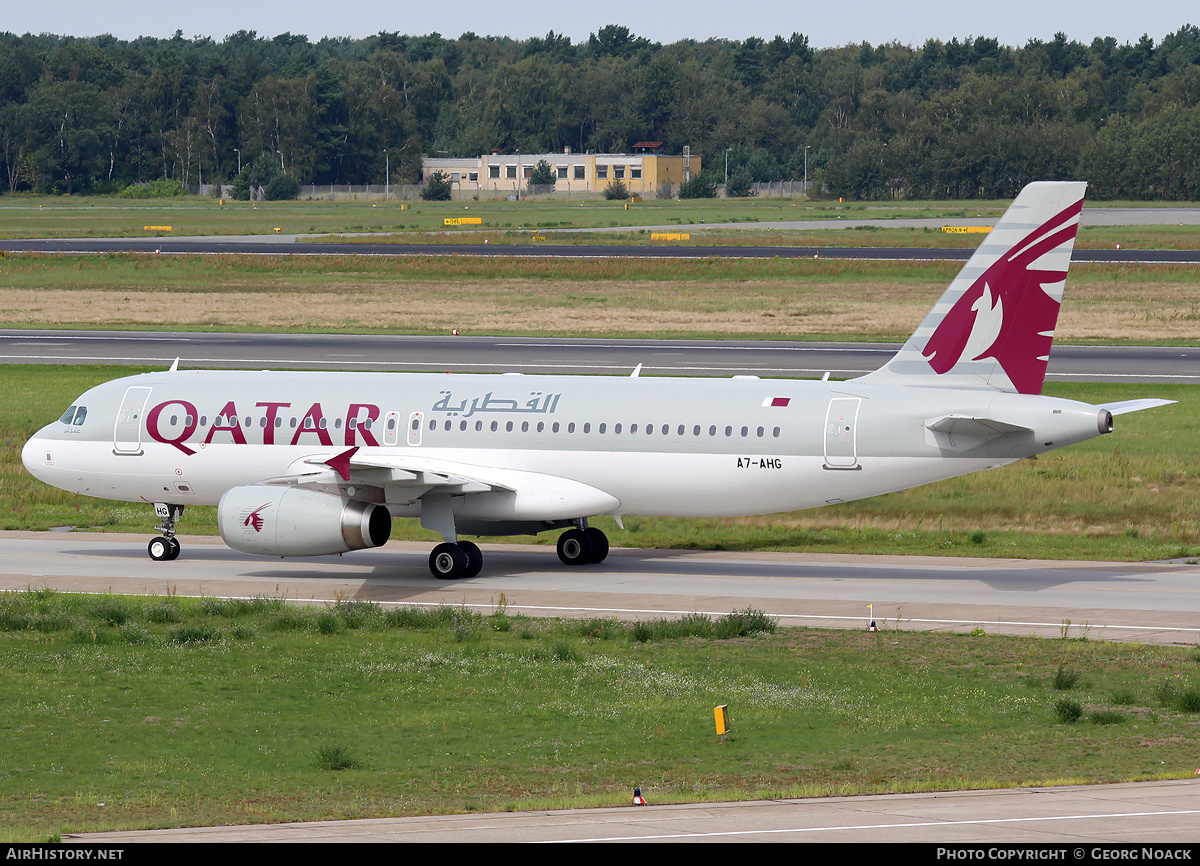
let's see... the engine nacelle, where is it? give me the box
[218,485,391,557]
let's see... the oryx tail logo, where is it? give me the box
[922,199,1082,395]
[243,503,272,533]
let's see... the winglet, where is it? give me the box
[324,447,359,481]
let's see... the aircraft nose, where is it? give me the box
[21,429,54,481]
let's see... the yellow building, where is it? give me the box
[421,146,700,197]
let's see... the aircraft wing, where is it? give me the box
[259,446,621,527]
[259,447,515,496]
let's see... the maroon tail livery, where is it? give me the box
[921,198,1083,394]
[863,181,1087,395]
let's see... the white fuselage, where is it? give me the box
[22,369,1110,525]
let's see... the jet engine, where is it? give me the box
[218,485,391,557]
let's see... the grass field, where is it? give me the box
[1,194,1197,250]
[3,253,1200,343]
[0,194,1012,239]
[2,590,1200,840]
[3,366,1194,561]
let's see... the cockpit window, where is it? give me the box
[59,406,87,426]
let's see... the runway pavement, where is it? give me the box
[2,329,1197,383]
[5,532,1199,646]
[4,234,1199,263]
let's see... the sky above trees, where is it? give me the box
[4,0,1196,50]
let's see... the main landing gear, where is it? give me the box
[426,522,610,579]
[429,539,484,580]
[556,525,609,567]
[147,503,184,562]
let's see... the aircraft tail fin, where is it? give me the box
[861,181,1086,394]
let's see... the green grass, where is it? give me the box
[2,194,1196,249]
[1,365,1194,561]
[0,194,1011,240]
[1,589,1199,840]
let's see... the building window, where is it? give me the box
[596,165,608,179]
[557,165,568,179]
[489,165,500,179]
[613,165,625,179]
[505,165,517,179]
[631,166,642,179]
[574,165,585,180]
[468,171,478,183]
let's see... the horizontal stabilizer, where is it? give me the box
[1098,398,1177,416]
[923,414,1031,452]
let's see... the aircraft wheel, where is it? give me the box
[166,537,181,561]
[585,527,609,564]
[458,540,484,577]
[556,528,595,566]
[429,542,468,579]
[148,536,175,562]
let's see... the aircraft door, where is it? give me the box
[382,410,401,446]
[113,386,152,455]
[407,411,423,446]
[823,397,861,469]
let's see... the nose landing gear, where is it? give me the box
[147,503,184,562]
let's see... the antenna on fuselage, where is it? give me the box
[630,364,642,378]
[168,358,180,372]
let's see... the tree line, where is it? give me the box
[2,24,1200,200]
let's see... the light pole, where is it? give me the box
[383,149,389,200]
[804,145,810,196]
[277,150,284,171]
[233,148,241,174]
[724,147,733,187]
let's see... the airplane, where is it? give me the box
[22,181,1174,579]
